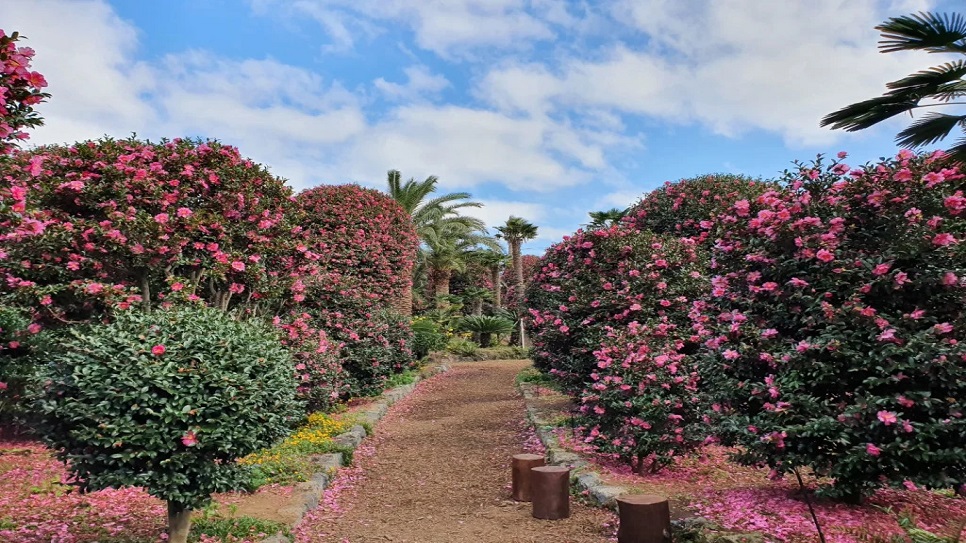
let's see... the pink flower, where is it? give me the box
[170,282,184,292]
[176,207,193,218]
[942,272,958,286]
[0,382,7,391]
[902,480,918,491]
[933,233,957,246]
[934,322,954,334]
[866,443,881,456]
[761,329,778,339]
[872,263,891,276]
[722,349,740,360]
[181,430,198,447]
[154,213,169,224]
[151,344,166,356]
[816,249,835,263]
[27,323,41,334]
[231,261,246,272]
[877,410,898,425]
[836,151,848,159]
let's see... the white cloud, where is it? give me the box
[479,0,942,146]
[463,199,547,232]
[374,65,450,101]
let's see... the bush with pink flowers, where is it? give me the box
[295,185,418,395]
[625,173,771,244]
[527,226,711,468]
[0,30,48,153]
[696,151,966,501]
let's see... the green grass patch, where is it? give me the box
[190,514,290,542]
[515,366,558,388]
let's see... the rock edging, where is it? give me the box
[262,363,450,542]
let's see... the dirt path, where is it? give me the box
[295,360,615,543]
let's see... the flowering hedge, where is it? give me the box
[527,227,710,468]
[295,185,418,395]
[625,173,770,244]
[697,151,966,500]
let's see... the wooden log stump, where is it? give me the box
[531,466,570,520]
[616,494,671,543]
[511,453,545,502]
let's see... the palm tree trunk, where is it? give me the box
[510,241,527,348]
[393,278,414,316]
[473,299,483,316]
[490,266,501,308]
[434,269,451,309]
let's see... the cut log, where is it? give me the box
[531,465,570,520]
[616,494,671,543]
[511,453,545,502]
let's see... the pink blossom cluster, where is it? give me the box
[0,30,48,154]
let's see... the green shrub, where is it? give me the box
[190,510,290,543]
[411,317,447,359]
[477,346,532,360]
[446,337,479,357]
[0,305,32,426]
[34,305,302,543]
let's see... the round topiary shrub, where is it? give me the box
[35,304,302,542]
[698,150,966,501]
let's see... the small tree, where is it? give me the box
[35,305,302,543]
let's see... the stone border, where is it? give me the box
[518,382,627,509]
[262,363,450,542]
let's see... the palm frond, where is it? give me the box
[895,112,966,148]
[878,12,966,54]
[886,61,966,96]
[820,96,919,131]
[945,135,966,166]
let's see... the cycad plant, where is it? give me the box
[822,12,966,163]
[458,315,515,348]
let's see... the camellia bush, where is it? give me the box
[625,173,770,244]
[34,305,302,543]
[0,29,48,153]
[698,150,966,501]
[527,226,710,469]
[296,185,418,395]
[0,136,299,332]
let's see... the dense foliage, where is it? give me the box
[0,30,48,153]
[698,151,966,500]
[35,306,302,510]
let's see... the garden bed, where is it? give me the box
[517,373,966,543]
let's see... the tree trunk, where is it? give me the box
[511,241,527,348]
[490,266,502,308]
[434,269,451,309]
[472,299,483,316]
[479,332,492,348]
[392,278,413,316]
[167,501,192,543]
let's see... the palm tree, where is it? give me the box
[423,221,500,309]
[495,216,538,347]
[467,249,507,309]
[386,170,491,313]
[587,208,628,229]
[821,12,966,164]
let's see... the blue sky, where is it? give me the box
[4,0,957,253]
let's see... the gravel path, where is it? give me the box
[295,360,614,543]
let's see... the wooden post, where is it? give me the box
[531,466,570,520]
[616,494,671,543]
[511,453,545,501]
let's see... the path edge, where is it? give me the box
[261,363,450,543]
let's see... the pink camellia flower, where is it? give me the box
[151,344,166,356]
[837,151,848,159]
[181,430,198,447]
[761,329,779,339]
[942,272,959,286]
[27,323,41,334]
[878,329,897,342]
[866,443,881,456]
[877,410,898,425]
[176,207,193,218]
[872,263,891,276]
[816,249,835,263]
[933,233,957,246]
[934,322,954,334]
[170,282,184,292]
[722,349,740,360]
[154,213,169,224]
[903,480,918,491]
[231,261,246,272]
[908,309,926,320]
[0,382,7,391]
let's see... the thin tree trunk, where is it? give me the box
[167,501,192,543]
[490,266,501,308]
[472,299,483,316]
[511,241,527,348]
[140,275,151,313]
